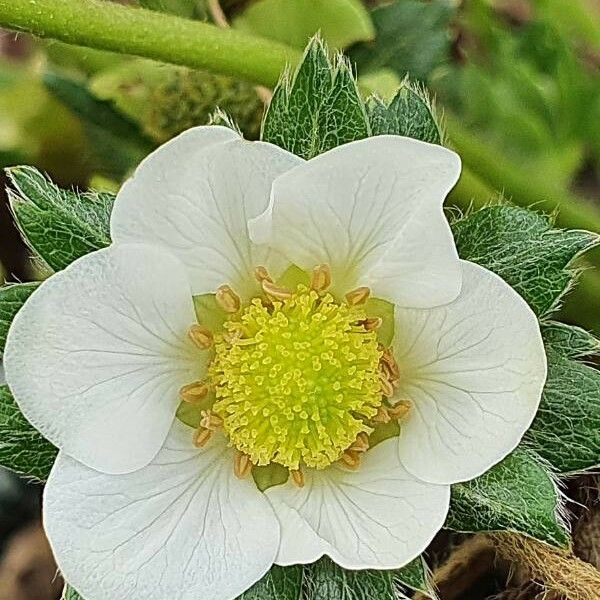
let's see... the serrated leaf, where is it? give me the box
[541,322,600,359]
[526,348,600,473]
[262,37,369,160]
[367,82,442,144]
[234,0,374,50]
[0,282,38,355]
[238,565,303,600]
[452,205,599,317]
[7,166,114,271]
[0,385,57,481]
[446,448,569,547]
[349,0,454,81]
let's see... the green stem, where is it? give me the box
[0,0,301,86]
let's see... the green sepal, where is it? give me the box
[364,297,395,347]
[0,282,38,355]
[446,448,569,547]
[452,205,599,317]
[261,36,369,160]
[193,293,229,331]
[7,166,114,272]
[0,385,58,481]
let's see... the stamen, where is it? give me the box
[340,450,361,470]
[188,324,213,349]
[388,400,412,420]
[361,317,383,332]
[254,266,273,284]
[381,347,400,381]
[194,427,213,448]
[179,381,210,403]
[261,279,293,301]
[234,450,253,479]
[310,264,332,292]
[349,432,370,453]
[291,469,305,488]
[379,372,395,398]
[373,406,391,424]
[345,286,371,306]
[216,285,241,313]
[199,410,223,431]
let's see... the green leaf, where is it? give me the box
[7,166,114,271]
[139,0,197,18]
[261,37,369,160]
[234,0,374,50]
[238,565,303,600]
[526,348,600,473]
[349,0,454,81]
[367,81,442,144]
[394,557,432,596]
[541,322,600,359]
[0,282,38,355]
[0,385,57,481]
[452,205,599,317]
[62,585,83,600]
[446,448,569,547]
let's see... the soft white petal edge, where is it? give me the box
[4,243,203,474]
[250,135,462,308]
[111,125,303,298]
[393,260,547,485]
[265,439,450,569]
[44,421,280,600]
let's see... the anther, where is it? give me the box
[310,264,332,292]
[216,285,241,313]
[194,427,213,448]
[290,468,305,488]
[349,432,370,453]
[254,266,273,284]
[340,450,361,470]
[234,451,253,479]
[179,381,210,403]
[200,410,223,431]
[262,279,293,301]
[379,372,395,398]
[381,348,400,381]
[361,317,382,332]
[373,406,391,424]
[188,324,213,349]
[388,400,411,421]
[345,286,371,306]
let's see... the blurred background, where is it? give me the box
[0,0,598,598]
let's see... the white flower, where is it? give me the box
[4,126,546,600]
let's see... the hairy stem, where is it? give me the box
[0,0,300,86]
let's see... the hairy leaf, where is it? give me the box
[0,385,57,481]
[7,166,114,271]
[238,565,303,600]
[447,448,569,547]
[0,282,38,355]
[541,322,600,359]
[452,205,599,316]
[262,37,369,159]
[62,585,83,600]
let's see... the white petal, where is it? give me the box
[4,244,202,474]
[44,422,279,600]
[265,439,449,569]
[393,260,547,485]
[111,126,303,298]
[251,135,461,307]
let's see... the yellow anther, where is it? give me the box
[179,381,210,404]
[310,264,332,292]
[389,400,412,421]
[216,285,241,313]
[188,324,213,349]
[290,469,305,488]
[373,405,391,424]
[379,372,395,398]
[345,286,371,306]
[234,451,253,479]
[200,410,223,431]
[340,450,361,470]
[262,279,293,301]
[361,317,383,332]
[254,266,273,284]
[349,432,370,453]
[194,427,213,448]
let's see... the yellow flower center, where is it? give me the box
[209,286,382,470]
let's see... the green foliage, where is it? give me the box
[0,282,38,355]
[7,166,114,271]
[261,37,369,159]
[447,448,569,547]
[138,0,198,18]
[349,0,455,81]
[541,322,600,359]
[62,585,83,600]
[367,81,442,144]
[0,385,57,481]
[238,565,303,600]
[233,0,374,50]
[452,205,599,317]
